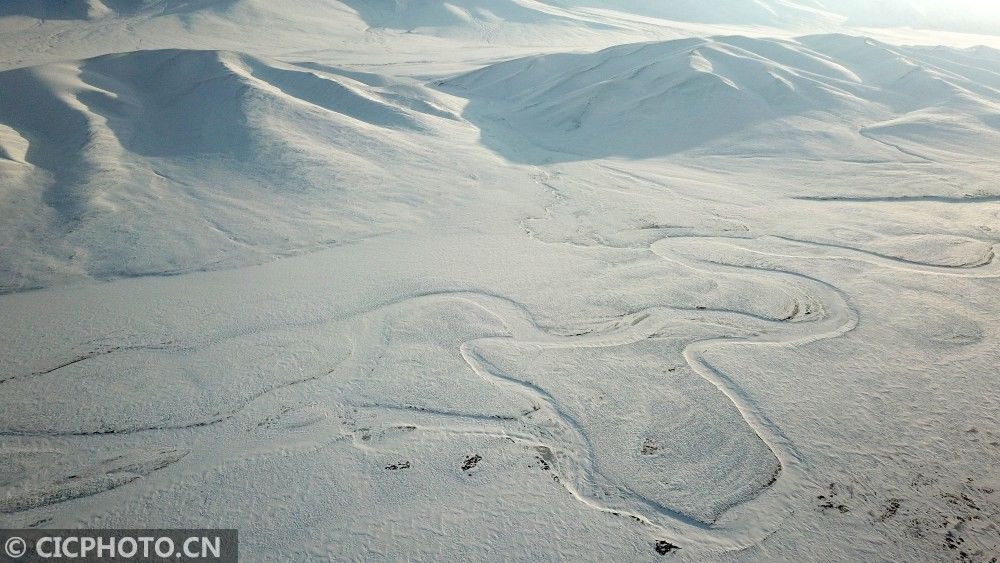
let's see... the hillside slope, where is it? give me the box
[546,0,839,26]
[0,48,483,291]
[442,34,1000,162]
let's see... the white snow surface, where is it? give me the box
[1,1,999,561]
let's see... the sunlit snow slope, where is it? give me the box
[0,49,480,290]
[443,35,1000,162]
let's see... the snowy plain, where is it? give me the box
[1,0,999,560]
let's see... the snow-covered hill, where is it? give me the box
[549,0,840,26]
[12,32,997,289]
[443,34,1000,162]
[10,0,999,37]
[0,0,114,20]
[0,48,487,290]
[0,0,235,20]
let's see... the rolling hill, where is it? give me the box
[442,34,1000,162]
